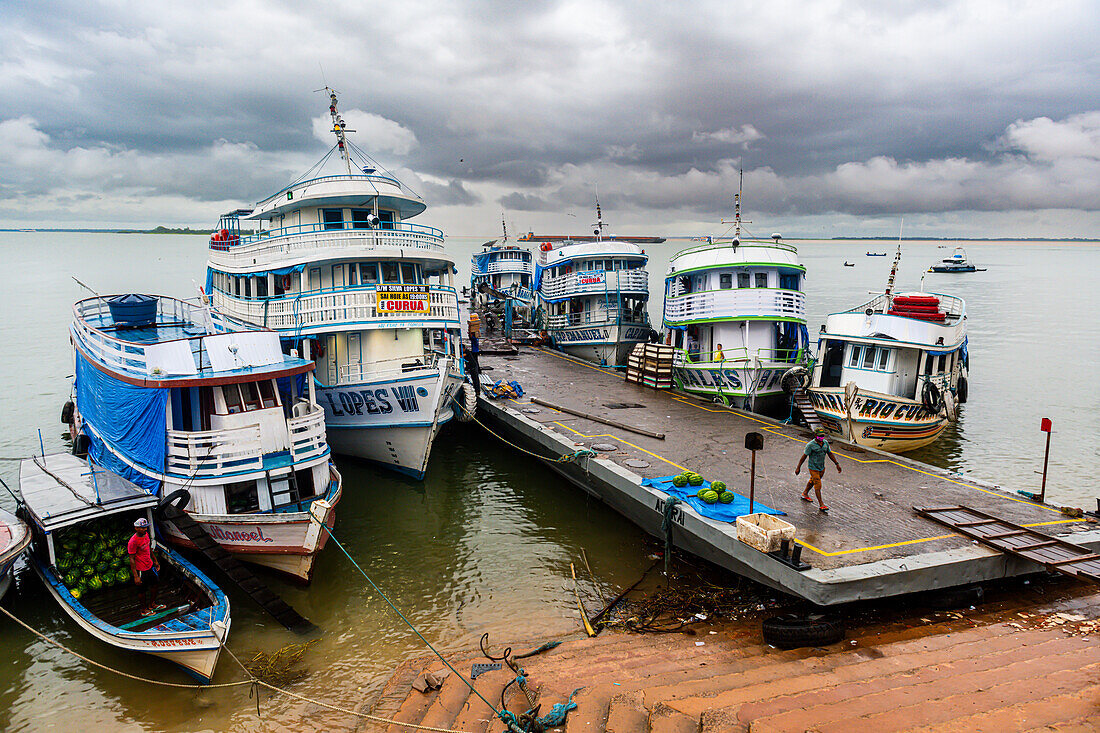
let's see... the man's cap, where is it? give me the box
[814,428,826,436]
[133,517,149,528]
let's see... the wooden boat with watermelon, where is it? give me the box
[18,453,231,681]
[805,245,969,453]
[0,506,31,599]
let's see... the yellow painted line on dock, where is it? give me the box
[551,422,688,472]
[668,395,1068,514]
[795,519,1083,557]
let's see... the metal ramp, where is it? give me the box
[157,495,316,633]
[791,388,823,432]
[914,505,1100,584]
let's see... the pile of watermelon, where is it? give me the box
[55,516,136,600]
[674,472,735,505]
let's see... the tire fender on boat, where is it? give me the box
[780,366,809,394]
[921,381,943,415]
[455,383,477,422]
[157,488,193,515]
[956,375,969,404]
[942,389,958,422]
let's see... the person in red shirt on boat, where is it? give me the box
[128,518,163,617]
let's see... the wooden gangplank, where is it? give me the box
[914,505,1100,584]
[792,388,823,433]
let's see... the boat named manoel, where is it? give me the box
[66,293,340,582]
[205,90,465,479]
[807,246,969,452]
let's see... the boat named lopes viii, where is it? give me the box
[523,201,663,366]
[807,246,969,453]
[205,90,464,479]
[662,187,810,414]
[68,293,340,581]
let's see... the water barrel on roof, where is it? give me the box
[107,294,157,328]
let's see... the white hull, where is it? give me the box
[318,364,463,478]
[551,323,650,367]
[160,472,341,582]
[31,557,229,682]
[672,362,794,413]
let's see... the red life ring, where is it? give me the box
[280,274,292,289]
[540,242,552,251]
[312,340,325,359]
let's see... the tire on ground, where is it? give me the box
[762,613,845,649]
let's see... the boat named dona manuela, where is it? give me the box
[662,186,810,414]
[205,90,464,479]
[67,293,340,582]
[522,201,663,366]
[806,246,969,452]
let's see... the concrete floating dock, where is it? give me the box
[475,347,1100,606]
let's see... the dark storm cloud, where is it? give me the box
[0,0,1098,235]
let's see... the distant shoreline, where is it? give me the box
[2,229,1097,243]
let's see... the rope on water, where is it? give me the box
[319,525,526,732]
[0,605,470,732]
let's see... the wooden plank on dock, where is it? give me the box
[914,505,1100,585]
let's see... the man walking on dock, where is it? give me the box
[795,428,841,512]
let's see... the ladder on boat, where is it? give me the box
[791,388,823,433]
[914,505,1100,585]
[157,497,316,633]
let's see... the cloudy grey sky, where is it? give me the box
[1,0,1098,238]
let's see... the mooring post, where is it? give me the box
[1040,417,1052,503]
[745,432,764,514]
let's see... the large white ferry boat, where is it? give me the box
[67,293,340,581]
[522,202,662,366]
[205,90,464,479]
[806,247,969,452]
[662,188,810,414]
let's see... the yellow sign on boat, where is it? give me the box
[378,285,430,313]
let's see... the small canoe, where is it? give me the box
[19,454,231,682]
[0,507,32,599]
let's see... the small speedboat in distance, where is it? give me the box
[525,199,662,366]
[19,454,230,681]
[807,247,968,453]
[0,506,31,599]
[928,246,985,272]
[68,293,341,582]
[843,261,855,267]
[866,252,887,256]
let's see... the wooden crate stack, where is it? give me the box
[626,343,675,389]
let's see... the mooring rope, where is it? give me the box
[0,604,469,732]
[452,396,596,467]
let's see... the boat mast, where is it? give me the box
[884,220,904,298]
[592,194,606,242]
[721,169,750,244]
[501,213,508,243]
[326,88,354,177]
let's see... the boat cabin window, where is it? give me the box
[349,264,359,286]
[938,354,947,372]
[322,209,344,230]
[720,273,732,289]
[849,345,862,368]
[351,209,372,229]
[862,346,876,370]
[779,273,800,291]
[401,263,418,284]
[755,273,768,288]
[737,273,750,288]
[226,480,260,514]
[360,263,379,284]
[222,381,278,414]
[381,262,400,284]
[379,210,395,230]
[878,348,890,370]
[850,345,893,371]
[255,276,268,298]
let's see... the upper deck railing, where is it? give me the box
[210,220,445,255]
[213,284,460,332]
[472,259,534,276]
[71,296,289,379]
[540,269,649,301]
[547,308,649,328]
[843,293,966,322]
[670,238,799,261]
[256,173,407,206]
[664,288,806,324]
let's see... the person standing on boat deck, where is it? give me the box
[714,343,725,361]
[794,428,841,512]
[128,518,162,616]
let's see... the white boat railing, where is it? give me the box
[338,351,442,383]
[540,269,649,301]
[165,424,264,477]
[670,238,799,261]
[480,260,532,275]
[71,296,262,378]
[672,345,803,366]
[844,292,966,321]
[664,289,805,324]
[547,308,649,328]
[215,285,460,331]
[208,226,445,269]
[287,406,328,461]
